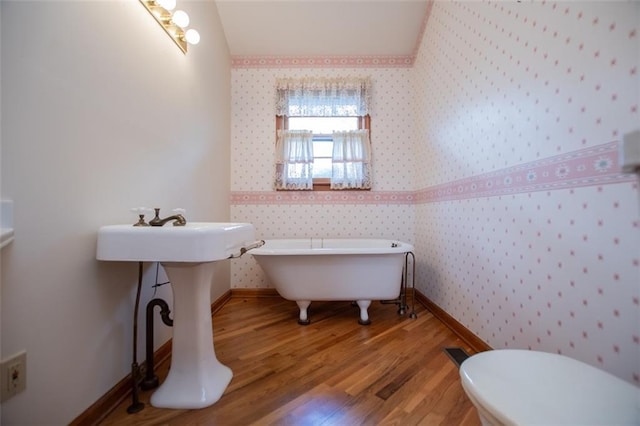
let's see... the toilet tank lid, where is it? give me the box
[459,349,640,425]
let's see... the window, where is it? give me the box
[289,117,358,179]
[275,77,372,191]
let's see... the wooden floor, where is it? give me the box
[101,297,481,425]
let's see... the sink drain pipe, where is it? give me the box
[140,298,173,391]
[127,262,145,414]
[124,241,263,413]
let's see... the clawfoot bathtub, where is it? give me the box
[251,238,413,325]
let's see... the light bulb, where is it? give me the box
[156,0,176,11]
[172,10,190,28]
[185,29,200,45]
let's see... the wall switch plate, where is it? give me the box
[620,130,640,174]
[1,351,27,402]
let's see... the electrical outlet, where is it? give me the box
[1,351,26,402]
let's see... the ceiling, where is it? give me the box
[215,0,429,58]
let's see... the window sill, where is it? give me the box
[275,184,371,192]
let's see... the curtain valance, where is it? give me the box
[275,77,372,117]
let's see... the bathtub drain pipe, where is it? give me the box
[380,251,417,319]
[140,298,173,391]
[380,293,408,314]
[406,251,417,319]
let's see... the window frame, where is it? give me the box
[276,114,371,191]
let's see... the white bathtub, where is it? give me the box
[251,238,414,325]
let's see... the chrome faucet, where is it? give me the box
[148,208,187,227]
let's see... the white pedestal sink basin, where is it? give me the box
[97,222,256,409]
[97,222,256,262]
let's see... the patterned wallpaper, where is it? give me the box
[230,67,417,292]
[412,1,639,385]
[231,67,415,192]
[413,1,639,187]
[229,1,639,385]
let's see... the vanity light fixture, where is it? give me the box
[139,0,200,54]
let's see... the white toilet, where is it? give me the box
[460,349,640,425]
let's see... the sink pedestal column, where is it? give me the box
[150,262,232,409]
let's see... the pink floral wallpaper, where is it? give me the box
[230,67,417,296]
[230,1,639,385]
[412,1,638,385]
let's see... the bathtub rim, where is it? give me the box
[250,238,414,256]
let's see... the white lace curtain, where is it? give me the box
[275,130,314,190]
[331,130,372,190]
[276,77,372,117]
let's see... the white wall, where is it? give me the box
[0,0,231,423]
[0,2,3,422]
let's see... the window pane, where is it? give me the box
[289,117,358,134]
[286,116,362,180]
[313,140,333,157]
[313,158,332,178]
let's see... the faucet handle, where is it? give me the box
[132,207,153,216]
[131,207,151,227]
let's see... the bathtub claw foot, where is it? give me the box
[296,300,311,325]
[356,300,372,325]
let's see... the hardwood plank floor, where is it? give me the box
[100,297,481,425]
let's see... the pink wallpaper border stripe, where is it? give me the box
[231,190,416,205]
[231,55,415,69]
[415,141,635,203]
[231,142,637,205]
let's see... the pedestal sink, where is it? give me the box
[96,222,256,409]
